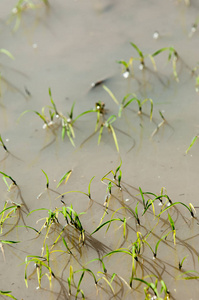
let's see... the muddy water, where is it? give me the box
[1,0,199,299]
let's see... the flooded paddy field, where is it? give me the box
[1,1,199,299]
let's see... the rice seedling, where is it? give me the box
[186,135,199,154]
[0,201,24,236]
[168,213,176,245]
[60,205,85,244]
[0,134,9,153]
[151,110,169,138]
[90,217,126,237]
[19,88,78,147]
[24,252,55,289]
[189,16,199,37]
[96,272,116,294]
[177,270,199,280]
[66,265,98,299]
[0,290,17,300]
[8,0,49,32]
[0,171,29,212]
[117,43,179,82]
[133,277,170,300]
[56,169,72,189]
[151,46,179,82]
[0,239,20,262]
[179,255,188,270]
[103,85,153,120]
[97,114,120,152]
[0,49,14,60]
[156,201,195,218]
[27,207,60,255]
[118,94,153,120]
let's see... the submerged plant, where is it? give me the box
[9,0,49,31]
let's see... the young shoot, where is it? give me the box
[186,135,199,154]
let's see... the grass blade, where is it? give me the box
[41,169,49,189]
[186,135,198,154]
[0,171,17,185]
[0,49,14,60]
[130,42,144,59]
[103,85,119,105]
[56,170,72,188]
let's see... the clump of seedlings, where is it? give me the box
[0,163,193,299]
[103,85,154,120]
[117,42,179,82]
[0,171,29,213]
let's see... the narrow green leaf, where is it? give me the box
[41,169,49,188]
[186,135,198,154]
[0,49,14,60]
[130,42,144,59]
[103,85,119,105]
[56,170,72,188]
[91,218,124,235]
[0,171,17,185]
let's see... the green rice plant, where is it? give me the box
[91,217,126,237]
[103,246,139,288]
[195,75,199,92]
[133,277,169,300]
[37,169,64,199]
[118,94,153,120]
[60,205,85,244]
[0,171,17,186]
[56,170,72,189]
[58,176,95,204]
[141,190,172,216]
[179,255,188,270]
[117,43,179,82]
[103,85,153,120]
[156,202,195,218]
[177,270,199,280]
[101,163,123,190]
[27,207,60,255]
[168,213,176,245]
[19,88,78,147]
[0,201,23,235]
[67,266,97,299]
[117,42,155,75]
[0,171,29,212]
[24,254,55,289]
[151,47,179,82]
[85,258,107,274]
[0,134,9,153]
[96,272,115,294]
[151,111,166,138]
[0,239,20,262]
[0,48,14,60]
[74,268,97,299]
[8,0,49,32]
[143,230,171,259]
[0,290,17,300]
[103,85,119,106]
[97,115,119,152]
[186,135,199,154]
